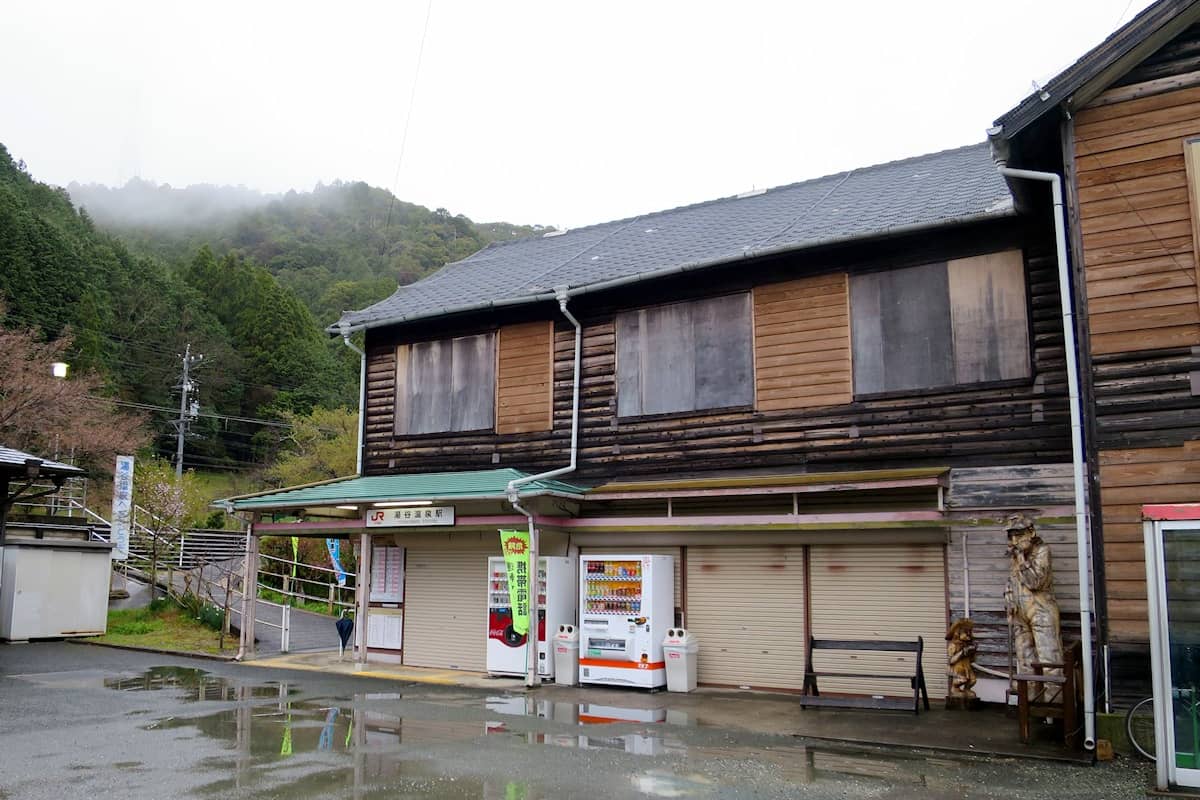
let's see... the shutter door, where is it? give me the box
[403,550,488,671]
[685,545,806,689]
[580,546,681,610]
[809,544,947,698]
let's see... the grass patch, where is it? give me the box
[90,599,234,655]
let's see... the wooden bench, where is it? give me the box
[1015,640,1082,747]
[801,637,931,714]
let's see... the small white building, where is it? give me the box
[0,445,111,641]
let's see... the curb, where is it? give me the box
[72,639,238,662]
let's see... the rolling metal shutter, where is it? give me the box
[403,550,488,671]
[685,545,807,689]
[809,544,947,698]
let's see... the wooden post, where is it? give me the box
[220,570,233,651]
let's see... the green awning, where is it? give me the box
[224,468,587,512]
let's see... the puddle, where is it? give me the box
[118,685,1024,799]
[103,666,292,702]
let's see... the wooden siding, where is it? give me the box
[1099,443,1200,643]
[362,246,1067,479]
[497,321,553,435]
[1091,346,1200,451]
[946,464,1085,673]
[1075,85,1200,356]
[752,274,852,411]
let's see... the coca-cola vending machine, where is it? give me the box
[486,556,575,678]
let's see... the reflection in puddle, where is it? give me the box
[102,666,292,702]
[118,678,953,798]
[484,696,685,726]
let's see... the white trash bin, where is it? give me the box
[662,628,698,692]
[553,624,580,686]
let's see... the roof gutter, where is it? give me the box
[331,206,1016,335]
[507,286,582,689]
[990,140,1096,752]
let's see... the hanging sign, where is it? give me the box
[499,529,531,636]
[366,506,455,527]
[110,455,134,561]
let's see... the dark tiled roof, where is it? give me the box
[994,0,1200,139]
[334,142,1013,332]
[0,445,84,476]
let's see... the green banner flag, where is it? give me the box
[499,529,531,636]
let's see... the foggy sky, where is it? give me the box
[1,1,1155,230]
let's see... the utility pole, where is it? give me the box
[174,344,203,479]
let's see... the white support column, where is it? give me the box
[242,527,259,658]
[354,532,372,663]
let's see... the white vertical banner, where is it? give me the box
[110,455,134,560]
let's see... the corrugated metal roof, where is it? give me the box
[333,142,1014,332]
[0,445,84,476]
[228,468,586,511]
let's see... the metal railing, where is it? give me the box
[10,495,355,655]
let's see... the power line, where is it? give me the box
[87,395,343,433]
[385,0,435,231]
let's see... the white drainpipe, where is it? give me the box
[339,324,367,475]
[994,158,1097,751]
[507,286,583,688]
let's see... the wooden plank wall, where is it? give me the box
[752,274,852,410]
[1099,443,1200,642]
[1075,85,1200,356]
[946,465,1083,672]
[497,321,553,435]
[362,248,1068,479]
[1072,35,1200,669]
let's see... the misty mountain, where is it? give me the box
[68,178,271,229]
[0,143,350,471]
[71,178,549,325]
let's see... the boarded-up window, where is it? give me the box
[850,250,1029,394]
[616,293,753,417]
[394,333,495,435]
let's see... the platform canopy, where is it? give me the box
[222,468,588,513]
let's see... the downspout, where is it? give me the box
[338,323,367,475]
[990,137,1097,751]
[507,285,583,688]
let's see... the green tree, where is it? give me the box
[266,407,358,487]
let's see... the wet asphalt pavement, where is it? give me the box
[0,642,1153,799]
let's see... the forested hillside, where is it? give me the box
[1,144,546,478]
[0,144,347,473]
[69,179,546,325]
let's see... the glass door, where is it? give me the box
[1151,521,1200,788]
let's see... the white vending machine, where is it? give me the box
[578,554,674,688]
[487,556,576,678]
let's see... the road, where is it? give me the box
[0,642,1153,799]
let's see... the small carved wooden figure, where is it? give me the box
[946,617,978,707]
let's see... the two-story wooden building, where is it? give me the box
[231,140,1085,701]
[990,0,1200,702]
